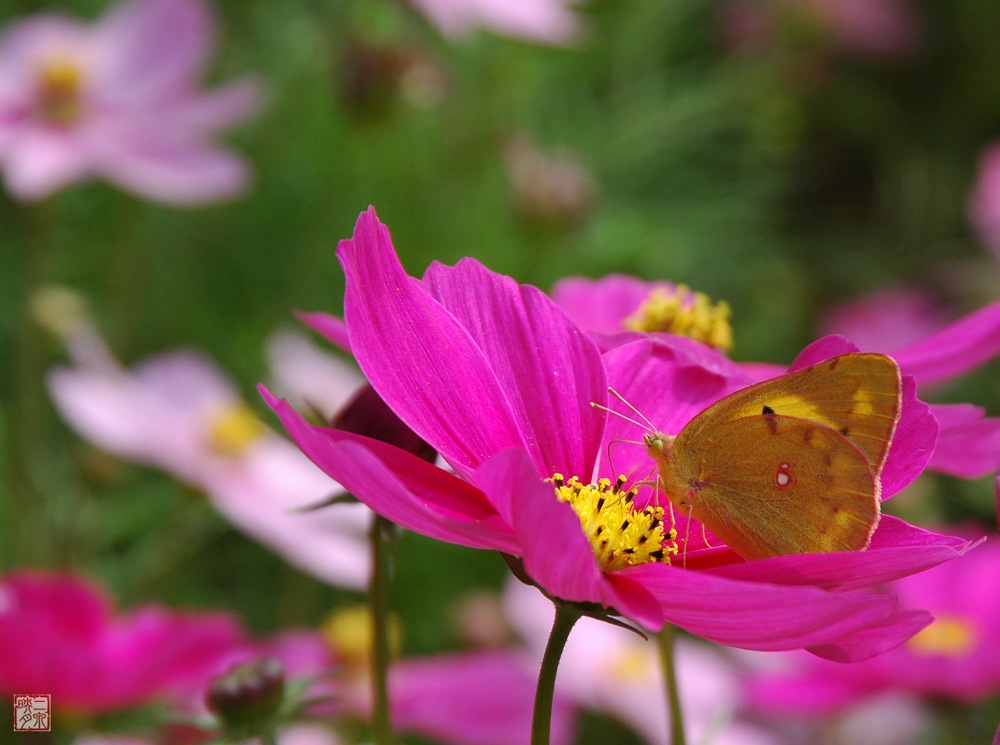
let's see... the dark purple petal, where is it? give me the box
[423,258,607,479]
[262,388,519,552]
[890,299,1000,384]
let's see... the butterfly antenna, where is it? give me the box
[590,400,649,432]
[607,387,659,432]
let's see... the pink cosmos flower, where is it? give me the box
[264,207,975,662]
[0,0,260,204]
[47,329,371,590]
[502,578,780,745]
[553,274,1000,480]
[745,531,1000,711]
[0,570,246,714]
[408,0,586,45]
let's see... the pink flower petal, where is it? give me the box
[91,0,212,102]
[625,562,930,661]
[928,404,1000,478]
[890,299,1000,384]
[337,208,589,480]
[262,387,520,553]
[474,448,663,628]
[422,258,607,480]
[882,376,938,498]
[97,136,251,205]
[389,651,577,745]
[704,516,978,591]
[295,310,352,352]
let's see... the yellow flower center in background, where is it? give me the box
[321,604,403,670]
[906,615,977,657]
[551,473,677,571]
[624,284,733,351]
[36,58,84,125]
[207,404,268,456]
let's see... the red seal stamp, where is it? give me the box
[13,695,51,732]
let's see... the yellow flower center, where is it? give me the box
[321,604,403,670]
[551,473,677,571]
[207,404,268,456]
[36,58,84,125]
[906,615,977,657]
[624,284,733,351]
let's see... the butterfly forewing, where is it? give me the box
[678,353,901,473]
[669,414,881,560]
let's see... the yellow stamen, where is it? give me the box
[321,605,403,669]
[36,58,84,125]
[906,615,976,657]
[624,284,733,351]
[550,473,677,572]
[207,404,268,456]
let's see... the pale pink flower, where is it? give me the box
[819,286,950,354]
[802,0,920,59]
[0,0,260,204]
[47,328,371,589]
[408,0,586,45]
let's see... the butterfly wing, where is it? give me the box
[667,414,881,560]
[679,353,901,474]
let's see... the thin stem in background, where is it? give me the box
[368,514,395,745]
[531,601,581,745]
[658,624,687,745]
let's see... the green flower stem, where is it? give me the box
[531,601,581,745]
[369,514,395,745]
[657,624,686,745]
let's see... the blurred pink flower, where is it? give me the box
[720,0,920,60]
[381,651,576,745]
[408,0,586,45]
[968,142,1000,257]
[75,726,347,745]
[0,570,245,714]
[745,532,1000,711]
[819,286,950,353]
[47,329,371,590]
[802,0,920,59]
[554,275,1000,480]
[265,208,974,662]
[0,0,260,204]
[503,579,780,745]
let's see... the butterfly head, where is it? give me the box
[642,430,674,465]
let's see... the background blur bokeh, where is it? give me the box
[3,0,1000,743]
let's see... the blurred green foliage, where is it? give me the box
[2,0,1000,742]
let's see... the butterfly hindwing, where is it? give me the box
[668,413,880,560]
